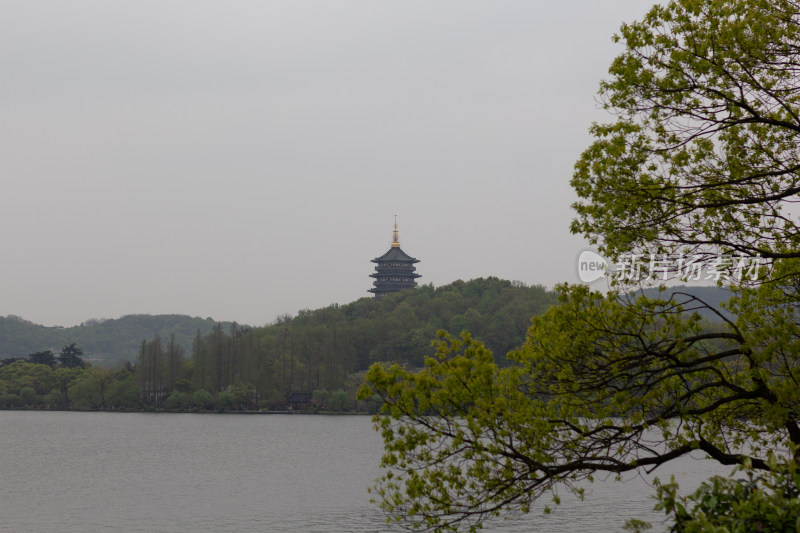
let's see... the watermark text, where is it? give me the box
[577,251,766,284]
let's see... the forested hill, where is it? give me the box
[1,278,557,370]
[0,314,233,364]
[0,280,738,412]
[0,281,734,370]
[167,278,560,403]
[264,278,559,371]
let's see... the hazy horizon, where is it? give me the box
[1,1,656,328]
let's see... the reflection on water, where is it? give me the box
[0,412,730,532]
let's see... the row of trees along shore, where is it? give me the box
[0,277,557,412]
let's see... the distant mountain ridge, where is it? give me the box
[634,285,732,321]
[0,314,236,365]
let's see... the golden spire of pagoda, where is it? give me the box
[392,214,400,247]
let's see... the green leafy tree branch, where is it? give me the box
[361,0,800,530]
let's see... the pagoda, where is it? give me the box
[369,216,421,298]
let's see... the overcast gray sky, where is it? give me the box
[1,0,655,327]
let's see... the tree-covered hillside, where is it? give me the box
[282,277,557,370]
[0,278,559,412]
[0,279,735,412]
[0,314,233,365]
[1,281,731,373]
[138,278,559,408]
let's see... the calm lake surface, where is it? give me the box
[0,411,730,532]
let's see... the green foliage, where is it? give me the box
[18,386,36,406]
[106,375,142,409]
[44,388,61,408]
[571,0,800,268]
[164,391,185,410]
[362,281,800,530]
[361,0,800,530]
[623,519,652,532]
[176,277,556,409]
[216,391,234,411]
[2,278,567,416]
[0,363,137,410]
[647,462,800,533]
[329,389,349,412]
[58,343,85,369]
[1,393,19,408]
[312,388,330,405]
[68,368,112,409]
[28,350,57,368]
[137,335,185,399]
[68,378,98,409]
[227,382,254,408]
[360,332,535,531]
[193,389,214,410]
[54,367,83,408]
[264,389,286,410]
[0,360,57,395]
[173,378,195,393]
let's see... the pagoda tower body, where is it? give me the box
[369,217,421,298]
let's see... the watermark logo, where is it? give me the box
[577,249,608,283]
[576,250,766,284]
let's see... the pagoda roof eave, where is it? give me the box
[371,246,419,263]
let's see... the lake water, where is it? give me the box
[0,411,731,532]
